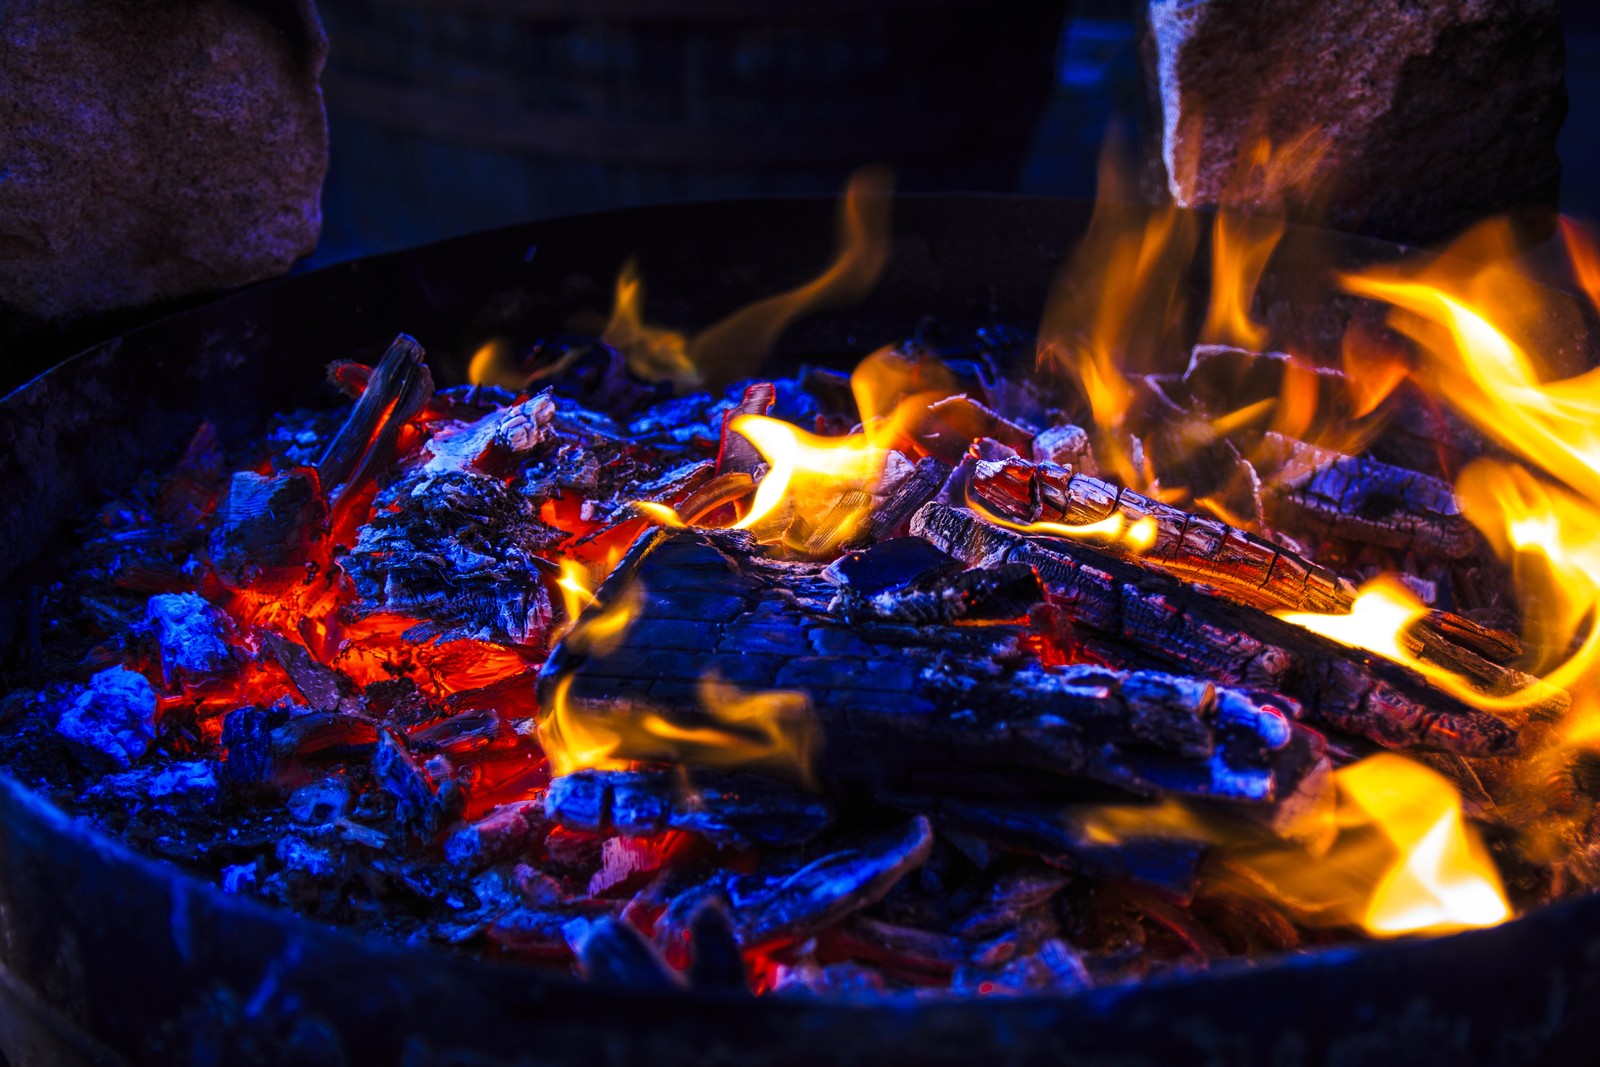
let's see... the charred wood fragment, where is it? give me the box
[545,530,1311,803]
[1253,433,1477,558]
[570,916,684,989]
[731,817,934,949]
[316,334,434,504]
[545,768,834,851]
[207,467,326,589]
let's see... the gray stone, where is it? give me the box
[0,0,328,322]
[1146,0,1565,243]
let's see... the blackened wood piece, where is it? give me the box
[1254,433,1477,558]
[672,471,756,524]
[542,531,1306,803]
[685,899,751,992]
[854,455,952,545]
[344,470,561,646]
[545,769,834,850]
[969,457,1353,615]
[571,917,684,989]
[1127,375,1263,525]
[260,632,349,712]
[824,536,961,598]
[911,502,1519,758]
[207,467,327,589]
[831,561,1042,626]
[731,817,934,949]
[896,791,1204,895]
[715,382,777,476]
[315,334,434,500]
[443,797,548,868]
[970,458,1542,701]
[952,869,1071,940]
[374,729,448,840]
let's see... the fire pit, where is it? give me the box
[2,193,1599,1065]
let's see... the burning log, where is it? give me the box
[967,457,1542,702]
[968,455,1355,615]
[911,502,1524,757]
[543,529,1318,804]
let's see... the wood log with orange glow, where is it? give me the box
[910,502,1523,758]
[967,455,1356,614]
[965,456,1558,715]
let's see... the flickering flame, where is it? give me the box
[1200,210,1283,351]
[731,414,886,537]
[1336,220,1600,718]
[1276,577,1426,664]
[966,492,1159,554]
[1340,755,1510,935]
[555,560,597,636]
[596,167,894,390]
[539,669,816,783]
[1077,754,1509,937]
[602,259,702,387]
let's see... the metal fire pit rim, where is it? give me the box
[1,707,1589,1014]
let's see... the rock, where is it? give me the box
[55,666,158,767]
[0,0,328,323]
[1145,0,1564,243]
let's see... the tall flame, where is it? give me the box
[1333,221,1600,719]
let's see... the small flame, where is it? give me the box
[727,414,887,549]
[1276,577,1427,664]
[1338,755,1510,935]
[555,560,597,636]
[1077,754,1508,937]
[1037,141,1198,487]
[967,492,1158,554]
[595,167,894,390]
[1274,577,1563,714]
[602,259,701,387]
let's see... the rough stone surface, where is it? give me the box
[1146,0,1565,244]
[0,0,328,322]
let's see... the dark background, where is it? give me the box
[307,0,1600,269]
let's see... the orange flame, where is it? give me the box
[602,259,701,387]
[1077,754,1509,937]
[966,491,1158,554]
[1037,143,1198,487]
[1201,210,1283,352]
[1339,755,1509,935]
[1335,221,1600,721]
[594,167,894,390]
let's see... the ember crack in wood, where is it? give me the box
[968,455,1355,615]
[910,502,1522,758]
